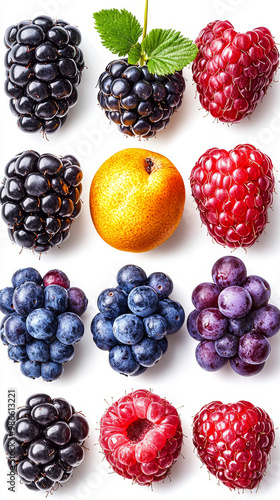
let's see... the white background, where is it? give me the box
[0,0,280,499]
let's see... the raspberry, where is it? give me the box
[193,400,275,490]
[4,393,89,491]
[192,21,279,122]
[99,389,183,485]
[190,144,274,248]
[98,59,185,138]
[4,16,84,134]
[0,151,82,253]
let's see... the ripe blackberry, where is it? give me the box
[4,16,84,134]
[4,393,89,491]
[0,151,82,253]
[98,59,185,138]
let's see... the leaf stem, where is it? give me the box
[140,0,149,65]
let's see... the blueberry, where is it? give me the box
[41,361,63,381]
[49,340,74,363]
[186,309,204,341]
[113,314,145,345]
[147,272,173,299]
[157,336,168,355]
[0,287,14,314]
[26,340,50,362]
[67,287,88,316]
[8,345,29,362]
[26,308,57,340]
[91,313,118,351]
[44,285,68,314]
[143,314,168,340]
[195,340,228,372]
[128,286,158,317]
[20,360,41,378]
[156,298,185,334]
[13,281,44,317]
[56,312,84,345]
[5,313,29,345]
[130,365,148,376]
[109,344,140,375]
[131,337,163,367]
[97,287,127,318]
[116,264,147,293]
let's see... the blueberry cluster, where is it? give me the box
[4,393,89,491]
[98,59,185,138]
[187,256,280,376]
[0,268,88,381]
[91,264,185,375]
[0,151,82,252]
[4,15,84,134]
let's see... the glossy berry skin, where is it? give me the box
[116,264,147,293]
[190,144,274,248]
[3,393,89,491]
[193,400,275,489]
[4,16,84,134]
[98,59,185,138]
[195,340,227,371]
[192,21,279,123]
[128,286,159,318]
[218,286,252,319]
[212,256,247,288]
[0,152,82,253]
[99,389,183,485]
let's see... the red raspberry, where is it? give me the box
[193,400,275,490]
[192,20,279,122]
[99,389,183,485]
[190,144,274,248]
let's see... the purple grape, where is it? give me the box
[238,331,271,364]
[212,256,247,288]
[196,307,228,340]
[67,287,88,316]
[251,304,280,338]
[215,333,239,358]
[218,286,252,319]
[228,316,253,337]
[243,275,271,309]
[186,309,204,341]
[191,282,220,310]
[195,340,228,371]
[229,356,265,376]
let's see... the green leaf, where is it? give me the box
[142,28,198,75]
[93,9,143,57]
[128,43,142,65]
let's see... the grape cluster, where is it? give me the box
[187,256,280,376]
[91,264,185,375]
[4,393,89,491]
[0,267,88,381]
[0,151,82,253]
[4,15,84,134]
[98,59,185,138]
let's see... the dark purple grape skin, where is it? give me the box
[251,304,280,338]
[197,307,228,340]
[238,331,271,365]
[195,340,228,372]
[212,256,247,288]
[243,275,271,309]
[187,309,204,341]
[191,282,220,310]
[228,316,253,337]
[229,356,265,376]
[218,286,252,319]
[215,333,239,358]
[67,287,88,316]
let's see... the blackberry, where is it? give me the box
[4,16,85,134]
[4,393,89,491]
[0,151,82,253]
[97,59,185,138]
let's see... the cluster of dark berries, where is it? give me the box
[98,59,185,138]
[187,256,280,376]
[91,264,185,375]
[4,393,89,491]
[0,268,88,381]
[0,151,82,253]
[4,15,84,134]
